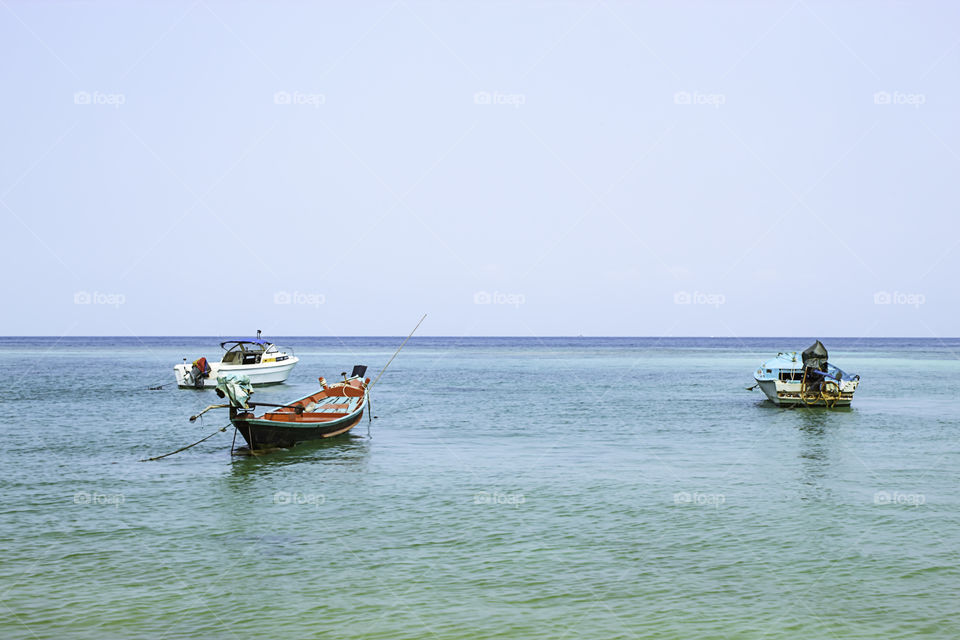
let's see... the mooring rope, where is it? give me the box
[114,378,173,392]
[369,314,426,390]
[140,424,230,461]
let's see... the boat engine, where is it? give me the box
[190,357,211,388]
[799,340,843,406]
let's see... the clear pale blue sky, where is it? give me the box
[1,1,957,337]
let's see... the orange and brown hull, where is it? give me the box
[233,410,364,449]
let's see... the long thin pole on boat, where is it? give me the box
[369,314,426,390]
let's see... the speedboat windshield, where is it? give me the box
[220,341,271,364]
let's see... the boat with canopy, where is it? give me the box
[173,330,298,388]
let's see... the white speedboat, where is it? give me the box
[753,340,860,407]
[174,332,298,388]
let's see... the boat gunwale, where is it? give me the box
[235,377,368,428]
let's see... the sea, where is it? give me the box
[1,337,958,639]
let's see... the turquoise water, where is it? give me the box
[2,337,959,639]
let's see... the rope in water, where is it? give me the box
[114,378,173,392]
[140,424,230,461]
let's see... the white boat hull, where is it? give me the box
[174,358,299,388]
[756,377,858,407]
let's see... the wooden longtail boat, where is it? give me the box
[217,367,370,451]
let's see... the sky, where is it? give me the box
[0,1,957,338]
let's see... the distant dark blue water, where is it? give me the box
[2,337,958,638]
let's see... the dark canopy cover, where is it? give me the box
[802,340,829,370]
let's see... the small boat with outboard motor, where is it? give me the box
[173,330,298,388]
[190,367,370,452]
[752,340,860,407]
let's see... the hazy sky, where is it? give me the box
[1,1,957,337]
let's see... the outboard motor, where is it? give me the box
[350,365,368,378]
[801,340,829,372]
[800,340,830,398]
[190,357,211,388]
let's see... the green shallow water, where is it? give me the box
[2,337,958,638]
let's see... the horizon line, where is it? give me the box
[0,335,955,340]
